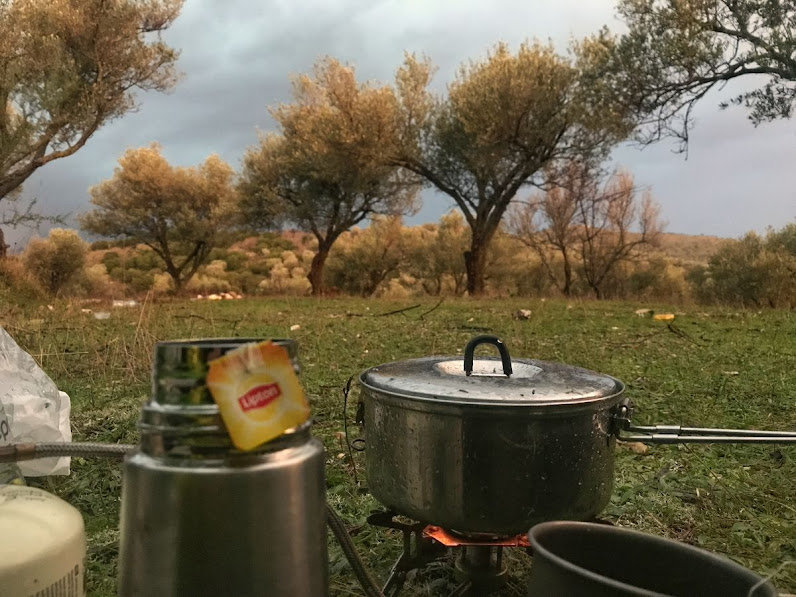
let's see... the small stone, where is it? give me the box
[619,441,649,455]
[290,324,301,331]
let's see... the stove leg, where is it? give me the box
[382,560,409,597]
[379,519,447,596]
[449,580,474,596]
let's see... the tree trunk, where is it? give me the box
[562,250,572,296]
[171,274,183,293]
[464,237,489,296]
[0,227,7,259]
[308,246,330,296]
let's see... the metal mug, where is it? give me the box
[527,521,777,597]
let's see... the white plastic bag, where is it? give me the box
[0,326,72,476]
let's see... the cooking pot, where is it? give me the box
[359,335,625,535]
[358,336,796,536]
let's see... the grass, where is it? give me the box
[2,296,795,595]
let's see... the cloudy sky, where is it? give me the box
[9,0,796,251]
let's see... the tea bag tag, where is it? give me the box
[206,341,309,451]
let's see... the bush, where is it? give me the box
[22,228,87,296]
[0,257,46,303]
[78,263,127,298]
[102,247,163,293]
[693,226,796,308]
[227,270,264,294]
[256,232,297,254]
[152,273,174,294]
[326,217,406,296]
[187,274,231,294]
[258,264,310,295]
[89,240,113,250]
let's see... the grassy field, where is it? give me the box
[3,296,795,595]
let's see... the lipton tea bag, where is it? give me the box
[206,341,310,451]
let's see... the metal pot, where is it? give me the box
[358,336,626,536]
[527,521,777,596]
[359,335,796,537]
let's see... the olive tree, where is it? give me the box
[239,59,417,296]
[81,144,237,291]
[391,38,643,295]
[0,0,183,252]
[616,0,796,146]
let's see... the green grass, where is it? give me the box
[3,297,795,595]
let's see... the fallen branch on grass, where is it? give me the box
[376,303,421,317]
[418,299,444,320]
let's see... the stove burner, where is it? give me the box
[366,510,531,596]
[423,525,531,548]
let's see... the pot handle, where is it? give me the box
[464,335,513,377]
[614,399,796,444]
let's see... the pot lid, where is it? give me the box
[360,336,624,406]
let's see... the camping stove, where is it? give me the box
[366,510,532,596]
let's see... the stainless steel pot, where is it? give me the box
[358,336,626,536]
[359,335,796,537]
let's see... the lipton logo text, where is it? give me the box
[238,383,281,412]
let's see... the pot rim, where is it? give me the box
[528,521,775,597]
[359,370,626,409]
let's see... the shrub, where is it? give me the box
[152,273,174,294]
[326,217,406,296]
[256,232,297,254]
[22,228,87,296]
[78,263,127,298]
[0,257,46,303]
[693,226,796,308]
[186,274,231,294]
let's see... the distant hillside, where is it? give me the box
[272,227,731,265]
[652,232,732,265]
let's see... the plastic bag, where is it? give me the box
[0,401,26,483]
[0,326,72,476]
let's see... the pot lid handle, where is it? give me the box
[463,335,513,377]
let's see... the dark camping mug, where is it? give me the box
[527,521,777,597]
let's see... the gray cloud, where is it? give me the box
[8,0,795,249]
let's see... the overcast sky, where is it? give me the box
[8,0,796,251]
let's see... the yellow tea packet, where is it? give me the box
[206,341,310,451]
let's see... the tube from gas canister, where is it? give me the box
[118,338,327,597]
